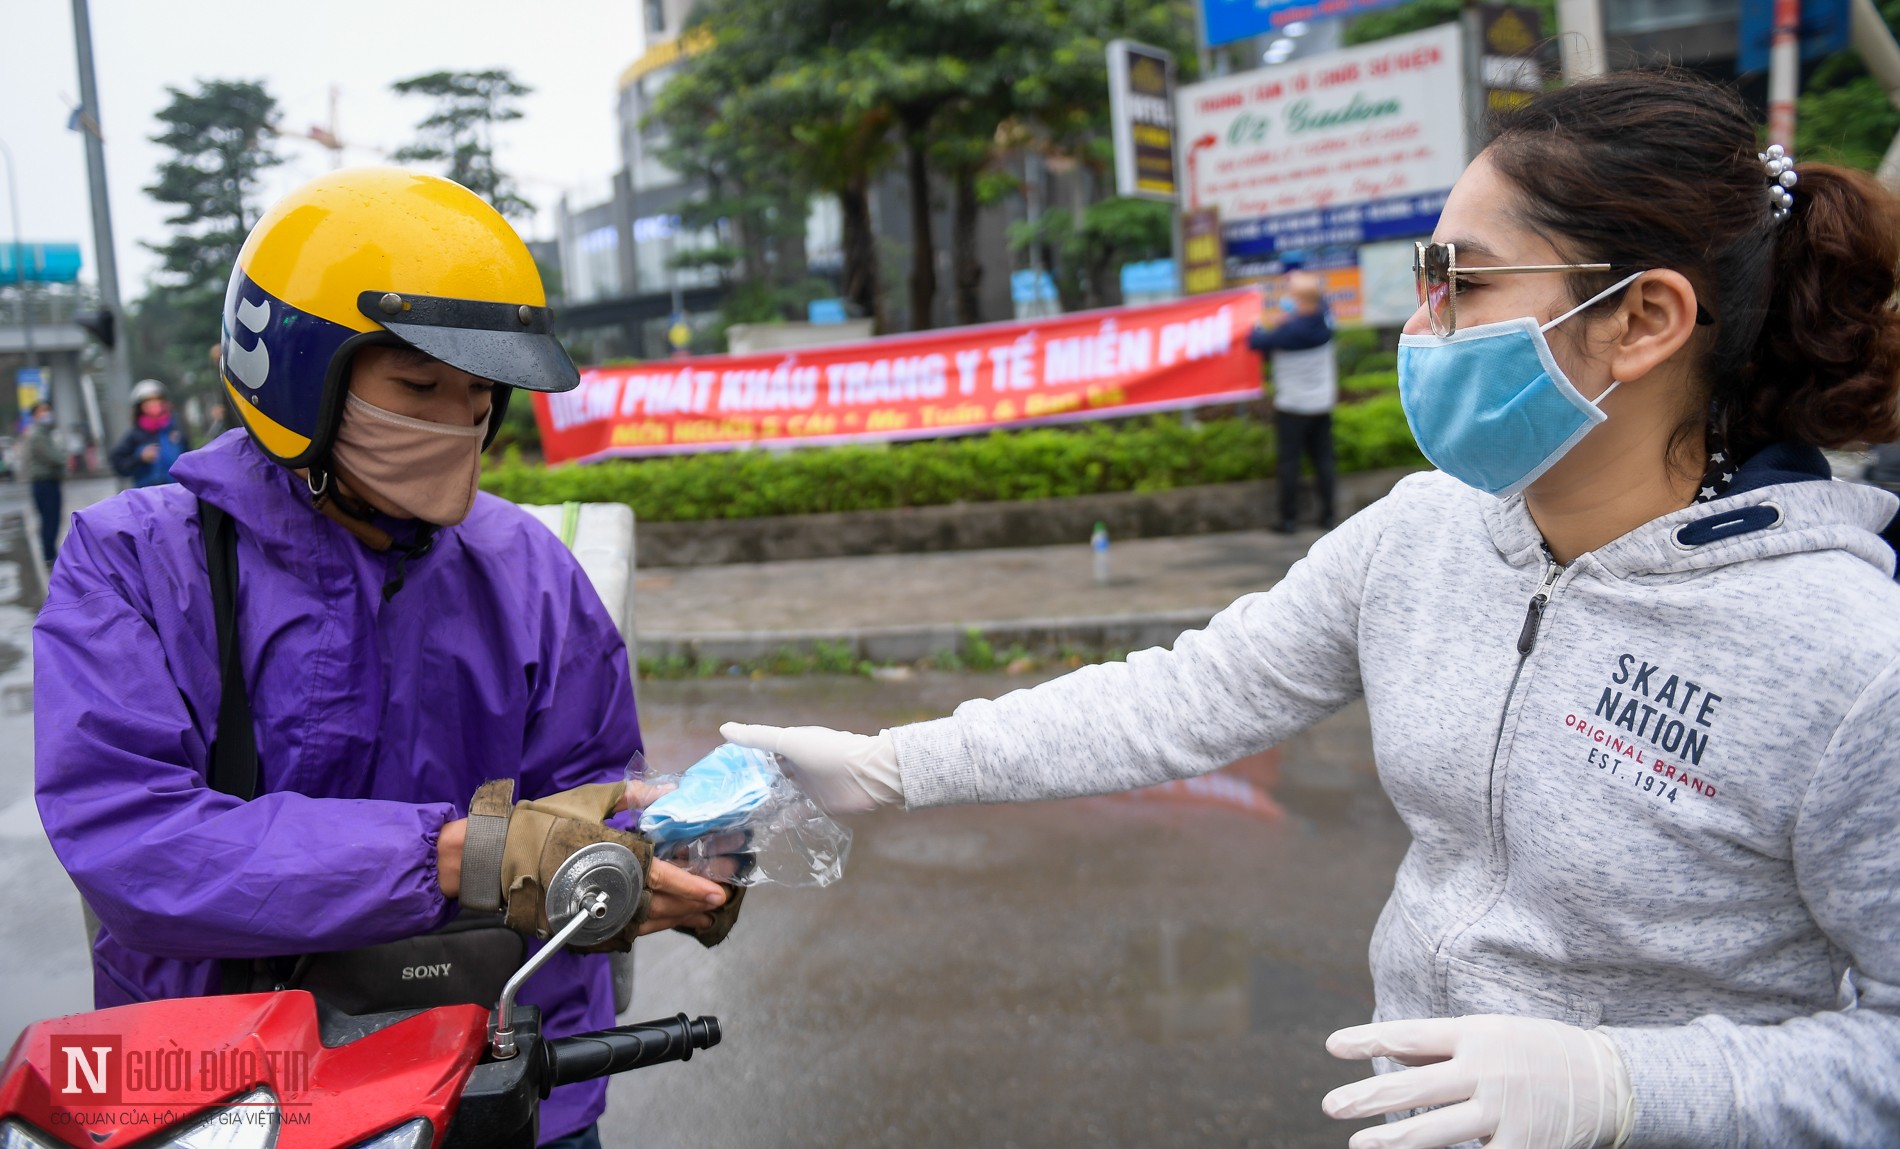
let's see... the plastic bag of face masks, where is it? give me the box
[633,743,851,888]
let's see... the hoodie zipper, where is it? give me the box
[1486,556,1562,841]
[1516,559,1563,655]
[1437,555,1564,1012]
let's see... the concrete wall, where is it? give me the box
[635,466,1423,567]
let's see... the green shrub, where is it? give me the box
[1352,351,1398,376]
[1339,370,1398,397]
[1334,393,1424,472]
[483,408,1423,522]
[1333,327,1383,376]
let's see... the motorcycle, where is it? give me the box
[0,838,714,1149]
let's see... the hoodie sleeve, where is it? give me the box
[1602,654,1900,1148]
[892,484,1389,807]
[1247,312,1334,354]
[33,509,459,961]
[106,429,140,479]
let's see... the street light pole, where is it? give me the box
[71,0,133,445]
[0,138,42,394]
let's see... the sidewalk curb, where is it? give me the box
[639,607,1221,664]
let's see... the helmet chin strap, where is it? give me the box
[305,455,438,600]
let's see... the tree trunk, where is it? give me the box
[905,121,937,332]
[952,165,982,326]
[838,182,882,331]
[774,211,810,320]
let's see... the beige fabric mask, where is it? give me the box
[330,393,488,526]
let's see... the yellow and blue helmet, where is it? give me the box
[219,167,579,469]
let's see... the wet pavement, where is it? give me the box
[0,477,120,1045]
[607,675,1406,1149]
[0,476,1412,1147]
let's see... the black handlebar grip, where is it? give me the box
[545,1013,721,1089]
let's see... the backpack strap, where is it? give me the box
[199,499,259,801]
[201,499,273,995]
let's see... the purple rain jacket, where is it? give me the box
[34,430,640,1141]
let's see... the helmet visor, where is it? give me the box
[358,291,581,394]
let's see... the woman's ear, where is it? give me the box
[1608,269,1700,385]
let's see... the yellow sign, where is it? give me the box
[668,321,693,349]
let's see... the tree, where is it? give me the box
[1796,0,1900,170]
[654,0,1195,333]
[137,79,282,393]
[391,69,534,219]
[650,3,827,331]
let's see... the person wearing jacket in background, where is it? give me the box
[108,378,191,487]
[1249,271,1338,533]
[22,401,66,563]
[35,169,738,1149]
[721,71,1900,1148]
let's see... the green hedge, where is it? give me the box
[481,403,1424,522]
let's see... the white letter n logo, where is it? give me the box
[60,1044,110,1094]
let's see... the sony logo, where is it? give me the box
[401,963,454,980]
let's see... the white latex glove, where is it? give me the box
[718,722,903,814]
[1322,1015,1634,1149]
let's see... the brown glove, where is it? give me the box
[461,778,653,953]
[679,883,746,948]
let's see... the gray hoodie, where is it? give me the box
[891,466,1900,1148]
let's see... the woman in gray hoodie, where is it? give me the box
[726,71,1900,1148]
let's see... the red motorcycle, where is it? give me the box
[0,840,716,1149]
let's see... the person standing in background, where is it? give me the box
[1249,272,1339,533]
[22,401,65,563]
[109,379,191,488]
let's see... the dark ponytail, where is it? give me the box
[1744,164,1900,454]
[1485,69,1900,460]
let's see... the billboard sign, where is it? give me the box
[1177,24,1467,275]
[1108,40,1180,201]
[536,291,1262,462]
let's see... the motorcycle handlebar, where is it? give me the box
[545,1013,721,1087]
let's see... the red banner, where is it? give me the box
[534,289,1261,463]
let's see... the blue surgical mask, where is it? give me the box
[1397,272,1643,498]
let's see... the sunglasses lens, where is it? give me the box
[1416,244,1454,334]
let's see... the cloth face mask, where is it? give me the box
[330,392,488,526]
[1398,272,1643,498]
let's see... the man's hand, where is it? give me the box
[640,859,726,934]
[1322,1015,1633,1149]
[443,784,739,946]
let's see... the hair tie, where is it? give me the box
[1760,144,1798,222]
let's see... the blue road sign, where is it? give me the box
[1120,259,1177,296]
[0,243,82,284]
[1738,0,1849,74]
[1202,0,1408,46]
[1010,269,1059,304]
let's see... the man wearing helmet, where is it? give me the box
[33,169,729,1147]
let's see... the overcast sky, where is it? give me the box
[2,0,645,299]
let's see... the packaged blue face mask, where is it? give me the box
[635,744,851,888]
[638,744,778,845]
